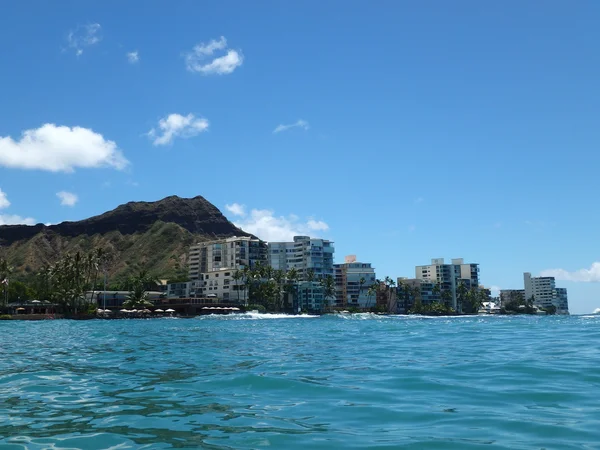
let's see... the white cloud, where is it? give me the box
[147,113,209,146]
[0,188,10,209]
[225,203,246,217]
[307,219,328,231]
[273,119,309,134]
[229,207,329,242]
[127,51,139,64]
[184,36,243,75]
[0,124,128,172]
[0,214,35,225]
[56,191,78,207]
[540,263,600,282]
[67,23,102,55]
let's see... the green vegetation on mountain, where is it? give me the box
[0,195,250,285]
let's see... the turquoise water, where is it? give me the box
[1,314,600,449]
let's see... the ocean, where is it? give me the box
[1,314,599,449]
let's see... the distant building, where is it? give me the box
[267,236,335,313]
[268,236,335,281]
[396,278,445,313]
[524,272,569,314]
[167,282,193,299]
[499,289,525,307]
[555,288,569,313]
[334,256,377,309]
[188,236,267,279]
[415,258,480,312]
[195,268,247,305]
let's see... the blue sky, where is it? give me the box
[0,1,599,313]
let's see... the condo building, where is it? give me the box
[334,255,377,309]
[268,236,335,312]
[415,258,480,312]
[188,236,267,280]
[524,272,569,314]
[499,289,525,307]
[268,236,335,280]
[396,278,442,313]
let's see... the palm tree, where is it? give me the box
[441,289,453,310]
[320,275,336,313]
[273,269,286,311]
[410,285,422,314]
[357,277,366,307]
[123,269,156,310]
[0,257,13,307]
[384,276,396,313]
[242,266,252,304]
[304,268,315,312]
[366,283,379,311]
[285,268,299,312]
[456,281,468,314]
[232,269,243,305]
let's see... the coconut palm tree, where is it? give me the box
[320,275,336,313]
[366,283,379,311]
[232,269,243,305]
[384,276,396,313]
[303,268,315,312]
[285,267,299,312]
[456,281,468,314]
[441,289,453,309]
[0,257,13,307]
[123,269,156,310]
[273,269,286,311]
[357,276,366,306]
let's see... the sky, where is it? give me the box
[0,1,599,314]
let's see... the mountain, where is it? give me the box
[0,195,251,281]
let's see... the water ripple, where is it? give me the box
[1,315,599,448]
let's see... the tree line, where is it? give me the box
[0,250,159,314]
[232,264,336,313]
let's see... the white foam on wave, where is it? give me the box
[593,308,600,314]
[198,312,319,320]
[332,312,391,320]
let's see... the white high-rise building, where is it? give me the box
[334,255,377,309]
[188,236,267,280]
[268,236,335,312]
[268,236,335,280]
[524,272,569,314]
[415,258,480,312]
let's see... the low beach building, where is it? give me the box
[195,269,248,305]
[87,291,166,310]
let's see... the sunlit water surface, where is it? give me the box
[1,313,600,449]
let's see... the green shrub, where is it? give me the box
[0,315,12,320]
